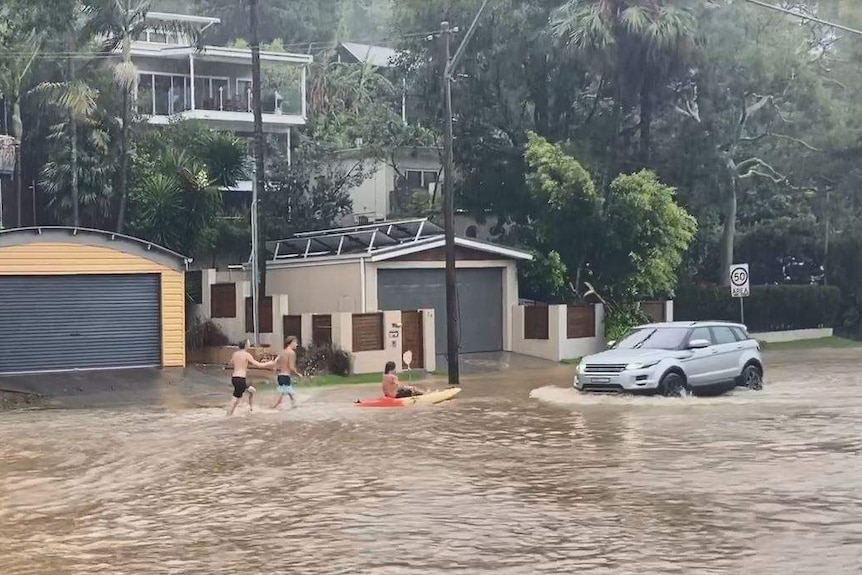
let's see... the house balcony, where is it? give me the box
[131,44,311,134]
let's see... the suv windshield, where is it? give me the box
[616,327,690,350]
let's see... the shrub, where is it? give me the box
[186,318,230,350]
[675,285,841,332]
[297,344,351,376]
[605,302,650,342]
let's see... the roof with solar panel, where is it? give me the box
[266,218,533,265]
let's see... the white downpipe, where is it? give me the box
[189,54,196,110]
[251,163,261,345]
[360,257,367,313]
[301,65,308,119]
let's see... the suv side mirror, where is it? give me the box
[687,339,711,350]
[607,340,617,349]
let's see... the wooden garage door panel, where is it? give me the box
[0,274,161,374]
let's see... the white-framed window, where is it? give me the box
[397,169,439,191]
[136,72,191,115]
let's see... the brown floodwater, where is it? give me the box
[2,349,862,574]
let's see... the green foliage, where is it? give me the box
[298,344,352,376]
[601,170,697,299]
[675,285,842,333]
[186,317,230,351]
[519,251,573,304]
[259,138,358,242]
[522,133,696,303]
[127,122,246,258]
[604,302,650,343]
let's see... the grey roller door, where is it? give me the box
[0,274,161,374]
[378,268,503,354]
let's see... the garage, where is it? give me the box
[265,219,534,361]
[378,268,503,354]
[0,227,190,375]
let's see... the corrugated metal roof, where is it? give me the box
[339,42,399,68]
[266,218,534,265]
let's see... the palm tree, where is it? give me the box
[552,0,696,166]
[32,76,100,226]
[82,0,201,232]
[0,30,43,227]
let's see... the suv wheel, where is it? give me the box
[742,365,763,390]
[659,372,688,397]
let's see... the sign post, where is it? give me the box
[730,263,750,324]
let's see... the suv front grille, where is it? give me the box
[584,364,627,374]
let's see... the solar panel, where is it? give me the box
[269,218,444,260]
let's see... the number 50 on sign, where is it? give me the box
[730,264,750,298]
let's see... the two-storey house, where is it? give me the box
[130,12,311,152]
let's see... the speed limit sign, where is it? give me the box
[730,264,750,298]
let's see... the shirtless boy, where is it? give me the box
[227,340,276,416]
[271,336,301,410]
[382,361,426,398]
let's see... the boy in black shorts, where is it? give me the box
[227,340,276,416]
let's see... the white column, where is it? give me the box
[301,65,307,119]
[189,54,196,110]
[287,129,292,166]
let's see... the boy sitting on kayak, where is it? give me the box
[383,361,425,398]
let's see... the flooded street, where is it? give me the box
[2,349,862,574]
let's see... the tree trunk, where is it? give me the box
[719,179,737,286]
[116,88,129,232]
[639,73,652,167]
[69,32,79,227]
[12,101,22,228]
[116,30,132,233]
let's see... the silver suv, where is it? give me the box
[574,321,764,396]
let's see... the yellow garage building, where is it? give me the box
[0,227,190,375]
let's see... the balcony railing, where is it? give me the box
[136,73,303,118]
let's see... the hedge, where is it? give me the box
[674,285,842,332]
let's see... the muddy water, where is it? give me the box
[2,350,862,574]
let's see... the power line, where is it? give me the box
[0,28,443,60]
[741,0,862,38]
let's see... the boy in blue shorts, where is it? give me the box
[271,336,300,410]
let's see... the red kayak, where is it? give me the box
[355,388,462,408]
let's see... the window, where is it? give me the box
[617,327,689,350]
[283,315,303,345]
[211,283,237,318]
[237,79,253,112]
[524,306,549,340]
[245,297,273,334]
[352,313,384,352]
[399,170,440,191]
[137,74,154,115]
[465,225,478,239]
[154,75,171,115]
[312,315,332,346]
[688,327,714,345]
[148,31,167,44]
[406,170,423,189]
[731,327,749,341]
[712,327,738,345]
[186,271,203,305]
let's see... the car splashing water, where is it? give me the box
[2,349,862,574]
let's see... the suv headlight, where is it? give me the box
[576,361,586,374]
[626,361,659,371]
